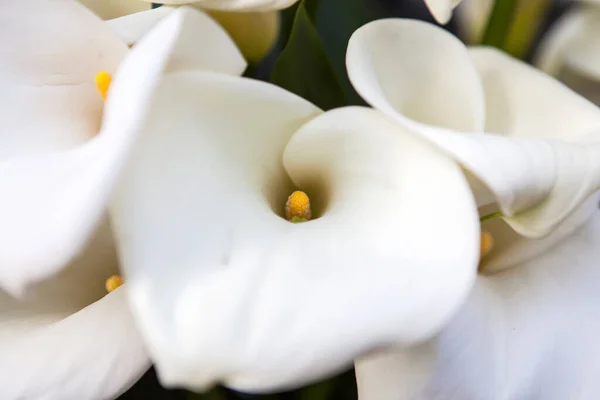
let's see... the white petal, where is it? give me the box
[469,48,600,237]
[0,288,149,399]
[107,7,175,47]
[0,7,243,296]
[346,19,600,237]
[149,0,299,11]
[481,193,599,274]
[79,0,152,19]
[356,204,600,400]
[423,0,463,24]
[110,78,479,392]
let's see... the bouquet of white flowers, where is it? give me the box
[2,1,600,399]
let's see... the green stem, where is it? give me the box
[479,211,503,223]
[504,0,551,59]
[480,0,519,48]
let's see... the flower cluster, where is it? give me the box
[3,0,600,399]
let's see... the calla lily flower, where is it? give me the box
[0,1,245,398]
[81,0,295,64]
[345,18,600,399]
[424,0,463,24]
[536,0,600,105]
[346,18,600,241]
[107,4,481,392]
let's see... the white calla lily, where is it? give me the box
[1,1,244,295]
[0,1,244,397]
[108,12,480,390]
[346,18,600,399]
[356,194,600,400]
[347,18,600,240]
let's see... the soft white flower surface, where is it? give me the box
[347,18,600,399]
[0,1,244,398]
[356,194,600,400]
[108,7,481,392]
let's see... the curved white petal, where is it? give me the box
[79,0,152,19]
[0,6,244,296]
[110,80,479,391]
[0,288,149,399]
[424,0,463,24]
[469,48,600,237]
[150,0,298,12]
[346,19,600,237]
[356,204,600,400]
[107,6,175,47]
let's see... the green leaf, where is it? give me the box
[270,0,346,111]
[480,0,519,48]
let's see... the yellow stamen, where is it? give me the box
[105,275,124,293]
[480,232,494,258]
[95,71,112,101]
[285,190,311,222]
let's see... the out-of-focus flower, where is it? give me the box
[536,0,600,104]
[107,5,482,392]
[345,17,600,398]
[81,0,296,64]
[423,0,464,24]
[0,1,245,398]
[357,193,600,399]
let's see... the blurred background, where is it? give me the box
[118,0,581,398]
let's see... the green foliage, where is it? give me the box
[271,0,346,111]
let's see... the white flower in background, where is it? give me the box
[346,18,600,398]
[357,195,600,399]
[80,0,297,64]
[423,0,464,24]
[536,0,600,105]
[0,0,245,398]
[106,1,483,391]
